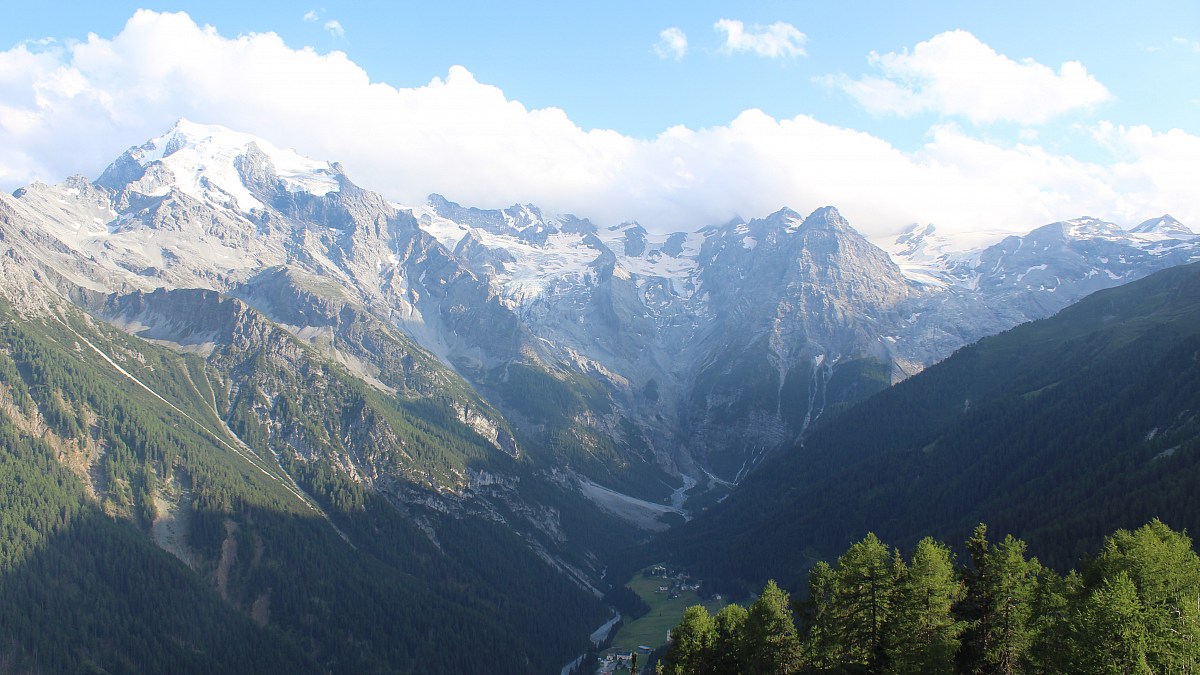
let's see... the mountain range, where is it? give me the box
[644,257,1200,599]
[0,119,1195,671]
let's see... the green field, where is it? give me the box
[610,570,725,652]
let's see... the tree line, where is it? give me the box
[0,299,610,673]
[659,519,1200,674]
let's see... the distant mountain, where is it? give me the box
[421,194,1199,484]
[0,122,625,672]
[1,119,1196,669]
[643,260,1200,595]
[13,122,1192,496]
[1131,214,1193,239]
[888,215,1199,311]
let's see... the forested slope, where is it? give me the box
[0,298,605,673]
[645,261,1200,595]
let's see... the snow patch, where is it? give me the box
[131,120,339,214]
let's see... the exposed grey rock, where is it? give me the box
[5,121,1196,498]
[1131,214,1192,238]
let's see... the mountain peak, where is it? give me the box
[800,205,850,232]
[97,120,340,212]
[735,207,802,233]
[770,206,803,220]
[1131,214,1193,239]
[138,119,256,165]
[1028,216,1128,243]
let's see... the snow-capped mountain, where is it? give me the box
[96,119,341,212]
[406,193,1200,482]
[1130,214,1194,240]
[888,215,1200,319]
[4,120,1200,667]
[5,121,1196,674]
[4,120,1196,496]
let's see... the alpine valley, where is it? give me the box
[0,120,1195,673]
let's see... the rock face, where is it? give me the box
[5,120,1198,496]
[6,119,1198,672]
[426,201,1200,482]
[680,207,914,478]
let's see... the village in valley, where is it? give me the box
[591,565,722,674]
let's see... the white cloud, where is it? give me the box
[1173,36,1200,53]
[0,10,1195,240]
[829,30,1111,124]
[303,9,341,37]
[654,27,687,61]
[715,19,806,59]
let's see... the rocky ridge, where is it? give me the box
[4,119,1196,508]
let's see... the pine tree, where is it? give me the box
[956,524,992,672]
[661,605,716,675]
[957,525,1039,675]
[887,537,964,675]
[799,560,838,670]
[1071,571,1152,674]
[711,603,748,674]
[1027,567,1081,673]
[827,533,902,672]
[1088,519,1200,672]
[987,535,1040,674]
[743,580,802,675]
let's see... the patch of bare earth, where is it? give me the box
[150,471,196,569]
[251,592,271,626]
[214,519,239,601]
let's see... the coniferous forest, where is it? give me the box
[2,8,1198,670]
[0,299,608,673]
[659,520,1200,675]
[2,127,1200,675]
[640,262,1200,601]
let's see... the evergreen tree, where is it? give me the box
[743,580,802,675]
[661,605,716,675]
[956,524,992,672]
[1087,519,1200,673]
[827,533,902,672]
[957,525,1039,675]
[887,537,964,675]
[662,520,1200,675]
[1071,571,1152,674]
[799,560,838,670]
[1027,567,1081,673]
[711,603,749,674]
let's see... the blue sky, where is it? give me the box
[1,2,1197,238]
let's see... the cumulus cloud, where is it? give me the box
[715,19,806,59]
[654,27,688,61]
[828,30,1111,124]
[0,10,1195,240]
[303,10,319,23]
